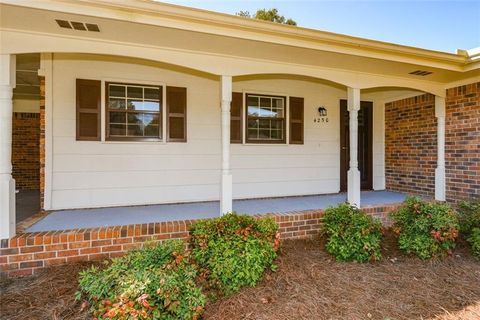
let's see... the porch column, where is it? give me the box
[220,75,232,214]
[0,54,16,239]
[347,87,361,207]
[435,96,446,201]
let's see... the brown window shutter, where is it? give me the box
[289,96,304,144]
[230,92,243,143]
[76,79,101,141]
[167,86,187,142]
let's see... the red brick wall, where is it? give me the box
[385,94,437,196]
[445,82,480,202]
[12,112,40,190]
[0,204,400,277]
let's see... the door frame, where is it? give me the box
[339,100,373,191]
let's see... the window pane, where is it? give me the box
[144,124,159,137]
[247,96,258,107]
[259,119,270,129]
[108,98,126,110]
[127,124,143,136]
[260,97,270,108]
[109,112,126,124]
[143,101,160,111]
[110,124,126,136]
[258,129,270,139]
[127,86,143,99]
[127,113,143,125]
[247,129,258,140]
[143,113,159,125]
[109,85,125,97]
[127,99,143,111]
[273,98,284,109]
[144,87,160,100]
[248,119,259,129]
[271,120,283,129]
[248,106,260,117]
[271,129,283,140]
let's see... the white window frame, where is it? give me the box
[100,78,167,144]
[241,90,290,145]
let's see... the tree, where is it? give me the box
[236,8,297,26]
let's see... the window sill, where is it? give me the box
[101,140,167,145]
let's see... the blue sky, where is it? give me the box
[160,1,480,53]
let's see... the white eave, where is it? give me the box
[0,0,475,72]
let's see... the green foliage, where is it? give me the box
[77,240,206,320]
[390,197,459,260]
[323,203,383,262]
[458,200,480,256]
[236,8,297,25]
[189,213,280,296]
[468,228,480,257]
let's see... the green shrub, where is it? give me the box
[322,203,383,262]
[458,200,480,256]
[390,197,459,260]
[189,213,280,296]
[468,228,480,257]
[77,240,206,320]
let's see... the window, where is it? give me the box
[246,94,286,144]
[106,82,162,141]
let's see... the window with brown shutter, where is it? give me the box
[76,79,101,141]
[230,92,243,143]
[167,86,187,142]
[289,96,304,144]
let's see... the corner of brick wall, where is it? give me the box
[0,205,400,278]
[12,112,40,190]
[385,94,436,196]
[445,82,480,202]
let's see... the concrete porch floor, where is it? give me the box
[25,191,410,232]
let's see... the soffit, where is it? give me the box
[1,4,478,84]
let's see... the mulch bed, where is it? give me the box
[1,231,479,320]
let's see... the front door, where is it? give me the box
[340,100,373,191]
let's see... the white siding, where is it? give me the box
[49,54,385,210]
[50,54,221,209]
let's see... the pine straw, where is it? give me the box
[1,232,479,320]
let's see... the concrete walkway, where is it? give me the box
[26,190,409,232]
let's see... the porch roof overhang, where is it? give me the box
[1,0,479,96]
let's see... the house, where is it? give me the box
[0,1,479,275]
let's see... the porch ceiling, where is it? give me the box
[25,191,410,233]
[1,2,479,86]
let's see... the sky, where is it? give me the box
[160,0,480,53]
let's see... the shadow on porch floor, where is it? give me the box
[25,190,410,233]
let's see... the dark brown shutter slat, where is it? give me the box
[230,92,243,143]
[289,96,304,144]
[76,79,101,141]
[167,86,187,142]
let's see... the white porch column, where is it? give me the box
[220,75,232,214]
[347,87,361,207]
[0,54,16,239]
[435,96,446,201]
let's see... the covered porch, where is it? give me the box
[2,0,473,241]
[24,190,411,233]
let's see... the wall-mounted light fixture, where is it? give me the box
[318,106,327,117]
